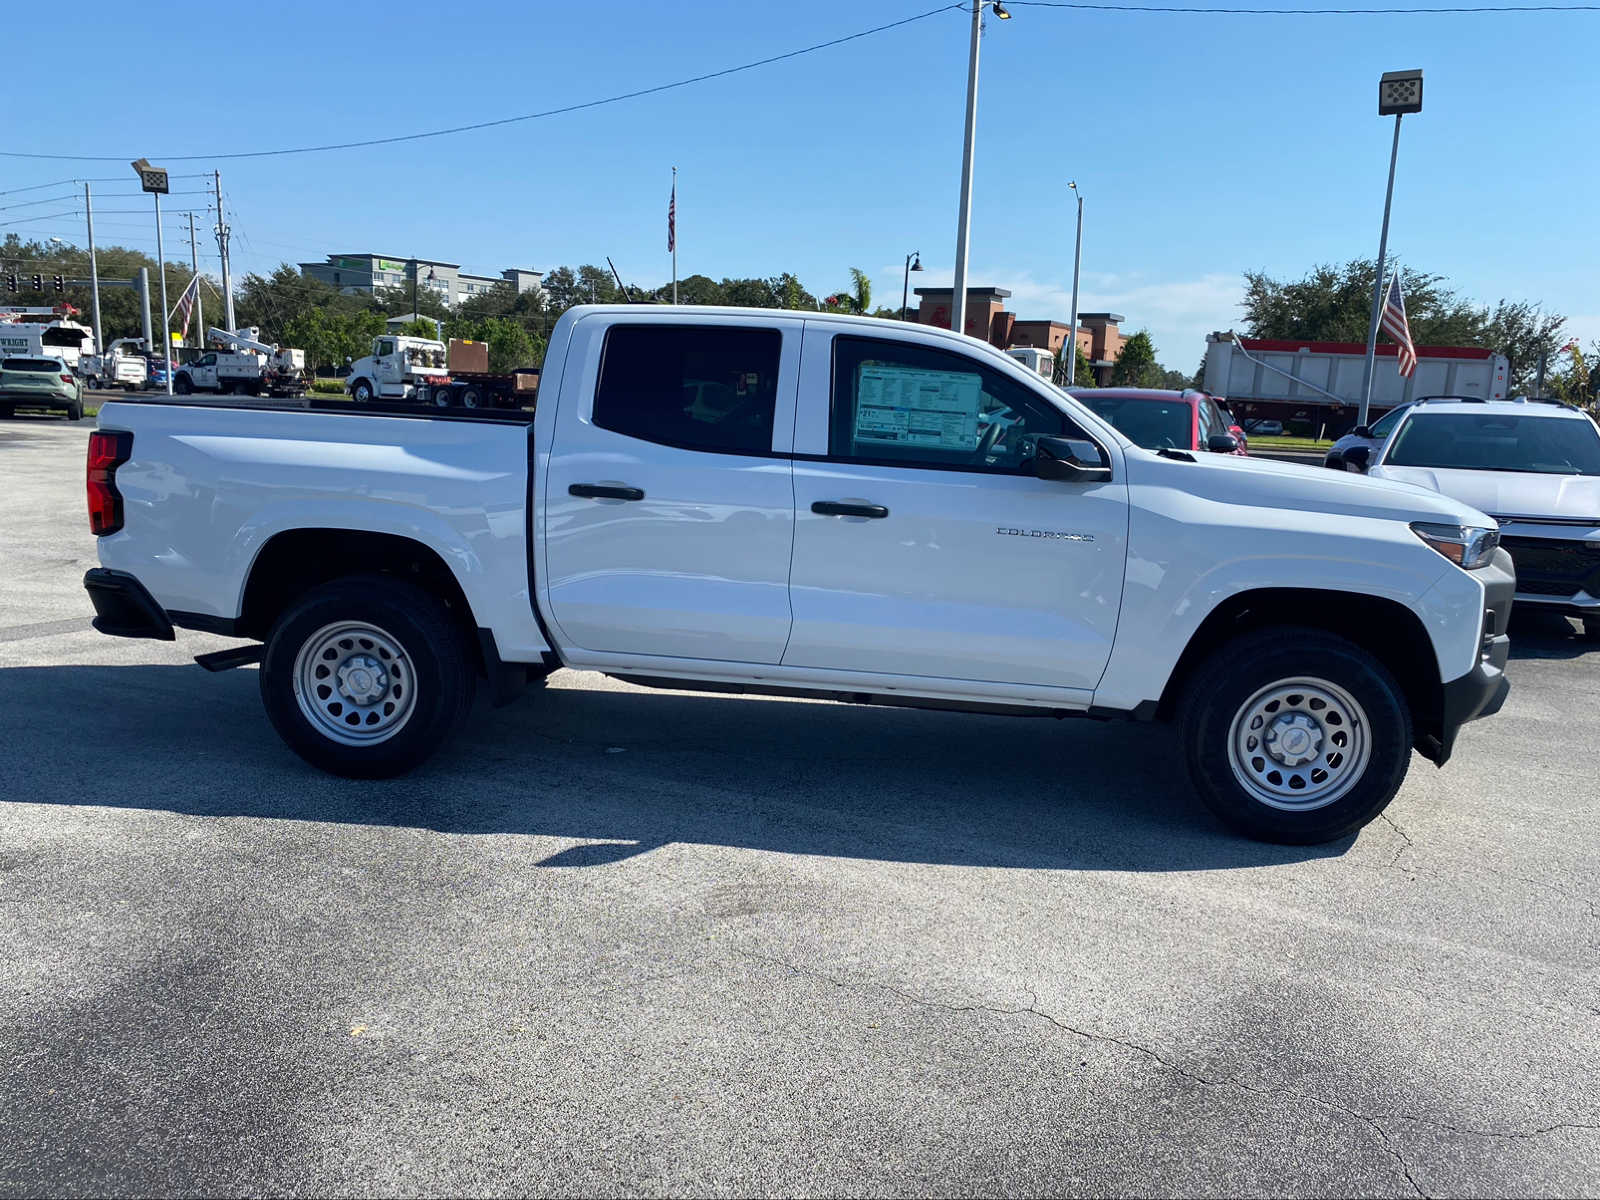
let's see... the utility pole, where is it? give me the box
[213,170,236,330]
[84,182,103,355]
[154,191,172,393]
[188,211,203,346]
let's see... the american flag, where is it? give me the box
[667,177,676,253]
[169,274,200,336]
[1380,272,1416,378]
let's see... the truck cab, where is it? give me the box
[347,336,448,403]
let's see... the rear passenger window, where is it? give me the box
[595,325,781,456]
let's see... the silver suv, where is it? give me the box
[1367,398,1600,638]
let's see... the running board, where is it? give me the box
[195,645,264,672]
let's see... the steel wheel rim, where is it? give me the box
[1226,675,1371,812]
[292,620,417,746]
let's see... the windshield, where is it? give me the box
[1370,405,1407,437]
[1385,412,1600,476]
[1080,395,1192,450]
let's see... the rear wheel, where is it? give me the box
[431,384,453,407]
[459,385,483,409]
[1583,617,1600,642]
[1179,627,1412,844]
[66,399,83,421]
[259,575,475,778]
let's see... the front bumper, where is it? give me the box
[1427,548,1514,765]
[83,568,174,640]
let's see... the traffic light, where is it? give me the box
[52,274,64,294]
[31,273,42,291]
[4,273,15,293]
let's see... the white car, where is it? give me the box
[1369,399,1600,638]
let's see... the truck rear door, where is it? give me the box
[541,314,802,664]
[783,324,1128,692]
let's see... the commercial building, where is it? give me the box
[298,254,543,308]
[911,287,1128,385]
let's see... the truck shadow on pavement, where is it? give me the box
[1,663,1350,874]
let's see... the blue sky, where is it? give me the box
[5,0,1597,367]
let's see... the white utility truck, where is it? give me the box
[0,317,93,371]
[346,335,535,408]
[83,307,1513,844]
[173,327,307,398]
[80,339,150,391]
[345,335,449,404]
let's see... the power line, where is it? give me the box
[0,4,968,163]
[1009,1,1597,9]
[0,174,210,195]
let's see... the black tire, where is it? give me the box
[173,373,193,395]
[1179,626,1412,844]
[66,400,83,421]
[1582,617,1600,642]
[0,405,12,419]
[430,384,453,407]
[259,574,475,779]
[459,385,484,409]
[1323,455,1347,471]
[86,375,101,391]
[351,379,374,403]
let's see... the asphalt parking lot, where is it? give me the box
[2,414,1596,1198]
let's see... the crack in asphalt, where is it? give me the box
[750,954,1600,1197]
[1378,812,1416,874]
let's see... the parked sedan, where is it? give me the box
[0,355,84,420]
[1069,387,1246,455]
[1325,402,1412,470]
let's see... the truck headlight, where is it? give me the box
[1411,522,1500,569]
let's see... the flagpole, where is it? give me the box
[1358,112,1404,429]
[671,166,678,305]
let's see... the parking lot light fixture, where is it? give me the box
[1358,69,1423,427]
[950,0,1012,342]
[901,252,923,320]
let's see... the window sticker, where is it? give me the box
[854,364,982,451]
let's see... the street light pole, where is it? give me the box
[1067,181,1083,385]
[949,0,1008,341]
[901,251,922,320]
[154,190,171,394]
[1358,69,1423,428]
[950,0,983,341]
[84,183,103,355]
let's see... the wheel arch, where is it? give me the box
[1155,587,1446,761]
[240,528,481,666]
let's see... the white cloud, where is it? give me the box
[870,265,1244,369]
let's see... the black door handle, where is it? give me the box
[812,500,888,519]
[569,483,645,501]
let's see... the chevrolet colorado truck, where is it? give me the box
[82,306,1513,843]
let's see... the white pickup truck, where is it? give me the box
[82,306,1514,843]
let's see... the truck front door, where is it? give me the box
[784,327,1128,694]
[372,339,401,395]
[541,316,801,665]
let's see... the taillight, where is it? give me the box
[87,430,133,536]
[61,375,75,385]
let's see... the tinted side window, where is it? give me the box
[595,325,781,456]
[830,335,1078,474]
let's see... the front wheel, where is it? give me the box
[173,374,193,395]
[259,575,475,778]
[1179,627,1412,844]
[351,379,374,403]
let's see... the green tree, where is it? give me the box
[451,315,541,373]
[1547,341,1598,411]
[823,267,872,315]
[1052,344,1098,388]
[770,272,819,311]
[1242,259,1565,393]
[281,306,385,371]
[1111,330,1160,387]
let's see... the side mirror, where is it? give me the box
[1035,436,1111,483]
[344,355,353,364]
[1206,433,1239,453]
[1350,425,1373,439]
[1341,445,1373,471]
